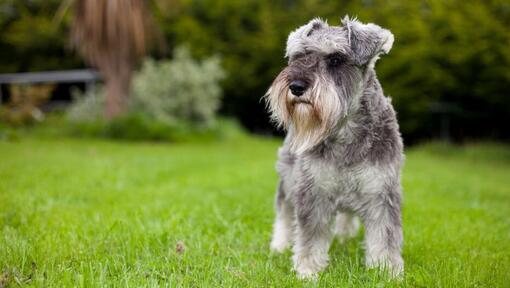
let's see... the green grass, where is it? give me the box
[0,136,509,287]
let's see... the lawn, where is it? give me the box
[0,135,509,287]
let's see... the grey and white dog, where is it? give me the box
[264,17,404,279]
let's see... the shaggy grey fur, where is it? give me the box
[264,17,404,279]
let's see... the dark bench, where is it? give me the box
[0,69,101,104]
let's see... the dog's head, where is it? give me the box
[264,17,394,154]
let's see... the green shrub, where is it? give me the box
[131,47,225,127]
[65,46,228,142]
[67,87,105,122]
[0,84,54,126]
[65,114,244,143]
[67,46,225,129]
[103,114,182,142]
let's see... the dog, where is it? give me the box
[264,16,404,279]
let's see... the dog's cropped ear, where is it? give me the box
[342,16,394,67]
[286,18,329,58]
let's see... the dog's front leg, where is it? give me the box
[362,192,404,278]
[292,187,335,279]
[270,181,295,253]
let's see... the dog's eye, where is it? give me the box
[327,54,344,67]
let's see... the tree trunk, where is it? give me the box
[104,68,132,119]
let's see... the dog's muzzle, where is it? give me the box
[289,80,308,97]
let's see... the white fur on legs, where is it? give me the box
[366,255,404,279]
[292,250,329,280]
[334,212,360,243]
[365,235,404,278]
[270,215,293,253]
[364,212,404,278]
[292,228,331,280]
[292,210,334,279]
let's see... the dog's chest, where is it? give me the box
[308,159,387,202]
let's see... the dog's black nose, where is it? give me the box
[289,80,308,97]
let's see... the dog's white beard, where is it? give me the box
[290,81,342,154]
[289,104,322,154]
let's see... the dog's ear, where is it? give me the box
[286,18,328,58]
[303,18,328,37]
[342,16,394,67]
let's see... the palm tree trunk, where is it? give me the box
[69,0,158,119]
[104,67,132,119]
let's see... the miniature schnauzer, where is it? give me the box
[264,17,404,279]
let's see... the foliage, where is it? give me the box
[70,0,156,68]
[67,46,225,141]
[0,0,81,72]
[131,47,225,127]
[0,84,54,126]
[67,86,105,122]
[68,47,224,123]
[0,137,509,286]
[1,0,509,142]
[154,0,510,142]
[65,115,242,143]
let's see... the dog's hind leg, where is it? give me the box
[334,212,360,243]
[270,180,294,253]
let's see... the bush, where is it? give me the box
[65,115,244,143]
[0,84,54,126]
[157,0,510,142]
[66,46,227,141]
[67,86,105,122]
[131,47,225,127]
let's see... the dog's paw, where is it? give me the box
[296,269,318,281]
[292,253,328,280]
[270,238,290,253]
[292,261,319,280]
[388,261,404,280]
[270,227,292,253]
[367,256,404,279]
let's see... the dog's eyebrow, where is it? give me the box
[289,51,312,61]
[290,53,304,61]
